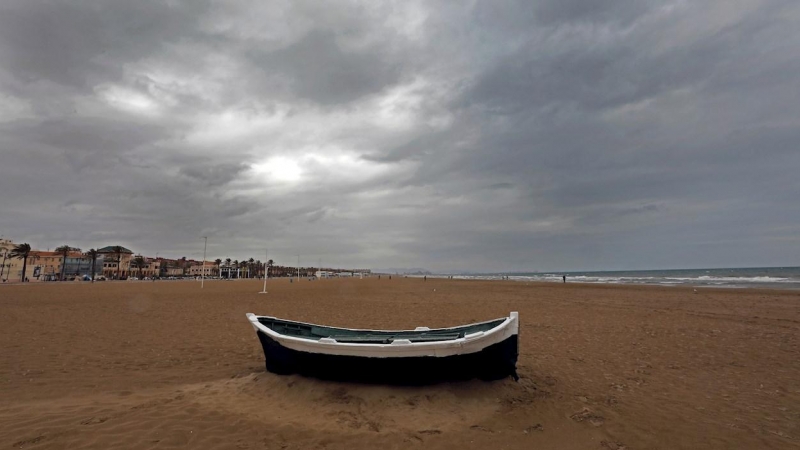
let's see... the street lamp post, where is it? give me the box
[259,248,268,294]
[201,237,207,289]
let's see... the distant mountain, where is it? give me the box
[372,267,432,275]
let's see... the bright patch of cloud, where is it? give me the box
[96,85,159,114]
[251,156,303,183]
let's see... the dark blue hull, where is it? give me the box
[255,331,519,384]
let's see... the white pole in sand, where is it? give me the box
[201,236,207,288]
[259,249,268,294]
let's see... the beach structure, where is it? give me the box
[245,312,519,382]
[62,254,103,279]
[220,265,240,279]
[188,262,214,277]
[97,246,134,279]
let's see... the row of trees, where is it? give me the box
[7,242,346,282]
[213,258,327,278]
[214,258,274,278]
[125,256,280,279]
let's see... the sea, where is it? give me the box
[431,267,800,290]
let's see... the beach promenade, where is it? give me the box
[1,278,798,449]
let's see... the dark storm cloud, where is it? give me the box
[1,0,799,271]
[248,30,405,105]
[179,161,250,187]
[532,0,658,25]
[0,1,210,89]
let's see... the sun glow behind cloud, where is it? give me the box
[251,156,303,183]
[250,151,411,184]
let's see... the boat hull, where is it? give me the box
[254,330,519,383]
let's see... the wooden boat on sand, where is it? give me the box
[246,312,519,383]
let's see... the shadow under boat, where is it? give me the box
[245,312,519,385]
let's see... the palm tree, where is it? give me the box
[85,249,99,283]
[111,245,124,280]
[55,245,80,281]
[248,258,255,278]
[267,259,273,279]
[255,260,262,278]
[131,255,146,279]
[9,243,32,282]
[159,260,169,278]
[180,256,187,276]
[214,259,222,276]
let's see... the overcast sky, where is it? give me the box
[1,0,799,272]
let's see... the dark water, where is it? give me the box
[435,267,800,289]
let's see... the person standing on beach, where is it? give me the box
[563,275,566,283]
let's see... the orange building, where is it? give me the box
[0,247,82,282]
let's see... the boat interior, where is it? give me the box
[256,317,506,344]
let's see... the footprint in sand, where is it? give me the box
[12,435,46,447]
[523,424,543,433]
[418,429,442,435]
[80,416,110,425]
[570,407,604,426]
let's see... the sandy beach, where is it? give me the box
[1,278,798,449]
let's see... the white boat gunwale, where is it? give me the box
[246,312,518,358]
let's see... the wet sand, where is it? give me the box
[1,278,798,449]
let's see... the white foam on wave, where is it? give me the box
[426,268,800,291]
[440,273,800,288]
